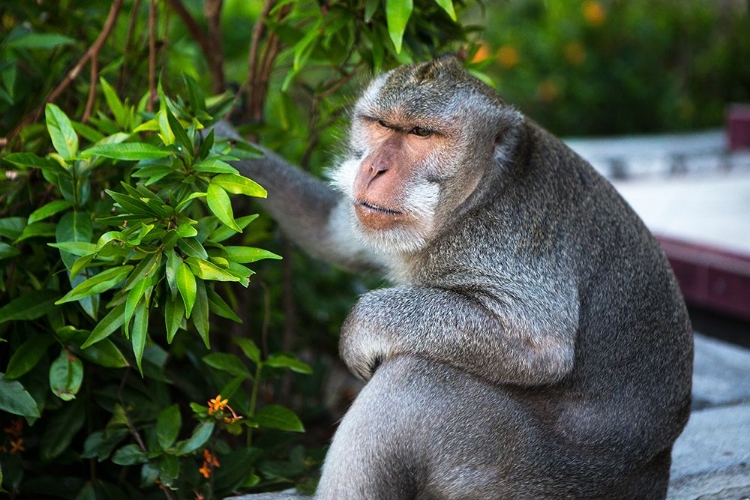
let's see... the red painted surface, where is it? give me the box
[656,235,750,321]
[727,104,750,151]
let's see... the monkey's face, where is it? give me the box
[330,57,521,254]
[330,107,453,254]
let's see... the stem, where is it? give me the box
[166,0,225,93]
[148,0,157,112]
[247,362,263,447]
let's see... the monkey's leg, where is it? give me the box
[317,355,549,500]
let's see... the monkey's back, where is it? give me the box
[517,122,693,471]
[418,120,694,489]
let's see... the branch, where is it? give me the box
[166,0,225,93]
[118,0,143,93]
[148,0,157,112]
[246,0,275,122]
[204,0,225,93]
[9,0,123,137]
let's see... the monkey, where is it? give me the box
[225,56,693,499]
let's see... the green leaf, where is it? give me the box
[186,256,240,282]
[212,448,263,493]
[254,405,304,432]
[0,374,41,418]
[56,210,93,271]
[225,246,281,263]
[233,338,261,365]
[166,107,193,155]
[3,152,58,169]
[48,241,97,256]
[0,217,26,240]
[81,143,171,160]
[15,221,56,242]
[7,33,75,49]
[40,398,84,461]
[131,299,149,375]
[265,353,313,375]
[49,349,84,401]
[365,0,380,22]
[81,302,126,348]
[121,251,160,292]
[56,266,133,304]
[206,183,241,232]
[156,404,181,450]
[0,289,59,324]
[112,444,147,466]
[203,353,251,379]
[46,103,78,159]
[99,78,127,128]
[193,280,209,348]
[193,157,239,174]
[174,422,214,455]
[212,173,266,198]
[28,200,73,224]
[197,128,214,160]
[82,428,129,461]
[176,262,196,318]
[206,287,241,323]
[106,189,157,216]
[0,242,20,260]
[164,295,185,344]
[183,73,207,114]
[5,335,56,379]
[124,278,150,335]
[177,237,209,259]
[78,339,129,368]
[165,249,181,297]
[433,0,457,21]
[386,0,413,53]
[209,214,258,243]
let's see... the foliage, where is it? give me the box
[0,0,478,497]
[474,0,750,136]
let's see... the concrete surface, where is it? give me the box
[668,334,750,499]
[613,173,750,257]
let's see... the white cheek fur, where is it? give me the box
[327,158,360,199]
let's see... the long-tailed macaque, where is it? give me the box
[226,56,693,499]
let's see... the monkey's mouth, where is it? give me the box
[356,200,404,216]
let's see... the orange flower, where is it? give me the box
[199,463,212,479]
[564,41,586,66]
[9,438,24,454]
[537,80,559,103]
[203,448,220,467]
[471,42,492,63]
[497,45,520,68]
[4,419,23,437]
[200,448,220,478]
[207,395,228,415]
[582,1,606,26]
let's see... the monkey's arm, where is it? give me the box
[339,282,578,387]
[231,151,387,273]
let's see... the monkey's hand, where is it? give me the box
[339,285,578,386]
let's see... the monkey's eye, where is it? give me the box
[409,126,432,137]
[377,119,389,129]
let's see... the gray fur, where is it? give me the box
[228,56,693,499]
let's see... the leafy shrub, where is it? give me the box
[0,0,480,497]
